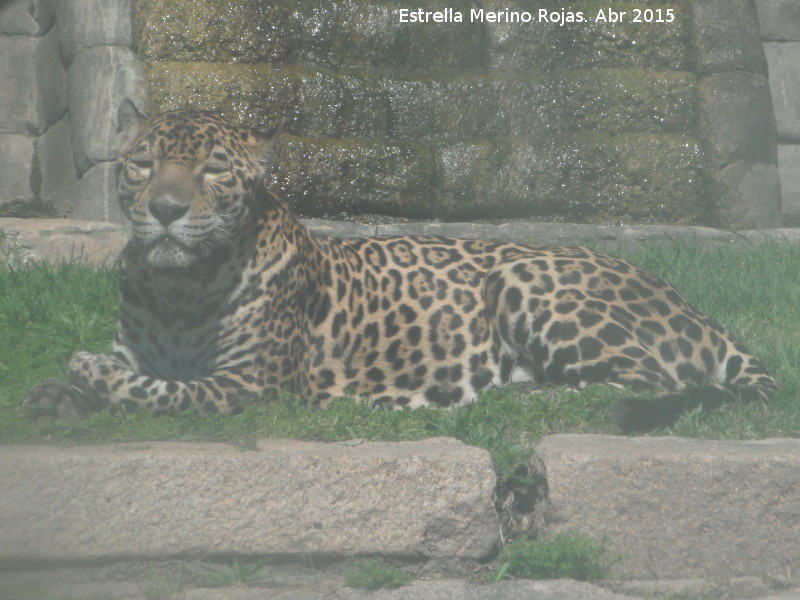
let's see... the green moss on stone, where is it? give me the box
[552,69,698,136]
[147,62,696,141]
[146,62,388,137]
[136,0,483,71]
[525,133,715,225]
[135,0,297,64]
[435,133,715,224]
[135,0,717,225]
[485,2,688,73]
[271,135,436,218]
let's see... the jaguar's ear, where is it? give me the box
[253,119,285,176]
[117,98,147,147]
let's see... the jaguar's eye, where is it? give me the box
[127,159,153,178]
[202,162,229,178]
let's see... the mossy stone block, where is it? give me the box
[361,69,696,141]
[385,78,498,141]
[146,62,389,138]
[533,133,714,225]
[135,1,721,226]
[552,69,698,136]
[485,1,688,73]
[270,135,436,218]
[135,0,298,64]
[436,133,715,224]
[315,0,483,71]
[137,0,483,71]
[434,141,537,218]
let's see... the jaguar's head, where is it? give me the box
[116,100,279,268]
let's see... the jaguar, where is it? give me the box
[20,100,778,432]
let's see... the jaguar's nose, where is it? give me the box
[149,193,189,228]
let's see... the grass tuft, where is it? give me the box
[491,531,617,581]
[200,558,271,588]
[343,559,411,590]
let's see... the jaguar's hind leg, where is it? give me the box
[484,258,679,392]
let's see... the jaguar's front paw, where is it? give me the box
[19,379,92,424]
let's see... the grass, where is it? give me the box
[491,530,617,582]
[343,559,412,590]
[200,558,271,587]
[1,243,798,586]
[1,242,799,449]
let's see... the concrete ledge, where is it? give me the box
[0,217,127,266]
[533,435,800,580]
[4,434,800,594]
[5,217,800,267]
[0,438,499,562]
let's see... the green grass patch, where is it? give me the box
[1,242,799,448]
[491,531,617,581]
[344,559,412,590]
[200,558,271,588]
[0,262,119,443]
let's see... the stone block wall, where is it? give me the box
[0,0,793,228]
[756,0,800,225]
[137,0,749,226]
[132,0,783,227]
[0,0,144,222]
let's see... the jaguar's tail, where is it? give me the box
[612,382,774,433]
[612,346,778,433]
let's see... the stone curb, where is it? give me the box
[533,435,800,580]
[6,579,642,600]
[6,580,800,600]
[3,436,800,599]
[3,217,800,267]
[0,217,127,266]
[0,438,498,562]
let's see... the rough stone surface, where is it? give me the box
[689,0,767,74]
[372,222,746,248]
[739,227,800,244]
[136,1,755,228]
[66,46,145,173]
[717,160,782,227]
[532,434,800,580]
[7,218,800,267]
[0,218,127,265]
[778,145,800,224]
[0,438,499,561]
[616,579,714,598]
[187,580,638,600]
[34,25,67,132]
[73,161,126,223]
[761,591,800,600]
[6,216,800,267]
[698,72,777,163]
[764,42,800,142]
[56,0,135,65]
[0,135,36,206]
[0,36,38,134]
[699,72,776,163]
[38,116,79,210]
[0,577,645,600]
[756,0,800,41]
[0,30,65,135]
[0,0,55,35]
